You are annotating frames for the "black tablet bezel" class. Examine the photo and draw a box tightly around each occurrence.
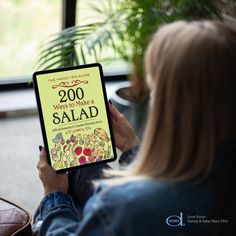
[33,63,117,173]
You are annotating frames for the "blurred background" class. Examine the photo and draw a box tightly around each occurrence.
[0,0,235,216]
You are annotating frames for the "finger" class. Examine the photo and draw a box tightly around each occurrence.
[39,147,49,165]
[108,103,124,121]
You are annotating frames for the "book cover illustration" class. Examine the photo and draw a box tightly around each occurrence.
[36,65,115,170]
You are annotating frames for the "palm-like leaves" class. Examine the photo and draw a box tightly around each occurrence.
[36,22,116,70]
[36,0,236,71]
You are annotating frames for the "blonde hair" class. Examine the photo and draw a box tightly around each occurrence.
[107,20,236,183]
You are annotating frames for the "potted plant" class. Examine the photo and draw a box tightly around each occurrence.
[36,0,236,136]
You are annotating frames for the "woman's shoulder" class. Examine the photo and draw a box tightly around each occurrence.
[96,178,168,197]
[95,177,211,196]
[89,177,217,213]
[85,179,166,209]
[90,178,180,209]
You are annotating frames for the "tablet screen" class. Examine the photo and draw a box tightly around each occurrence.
[33,63,116,172]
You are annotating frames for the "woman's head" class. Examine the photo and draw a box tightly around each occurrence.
[135,20,236,180]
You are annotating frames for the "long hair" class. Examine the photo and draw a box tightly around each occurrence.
[102,20,236,183]
[127,20,236,181]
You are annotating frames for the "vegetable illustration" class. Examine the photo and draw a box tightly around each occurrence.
[70,134,76,142]
[94,128,110,142]
[74,146,82,155]
[96,156,102,162]
[79,156,86,164]
[51,128,112,170]
[73,140,78,146]
[97,149,104,156]
[63,161,68,168]
[57,161,63,168]
[100,141,105,147]
[53,132,63,143]
[51,154,60,161]
[55,144,61,151]
[60,138,65,145]
[105,145,111,159]
[91,134,97,142]
[88,155,95,162]
[51,148,57,156]
[50,146,60,161]
[83,148,92,156]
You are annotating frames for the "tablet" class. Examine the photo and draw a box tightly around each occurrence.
[33,63,117,172]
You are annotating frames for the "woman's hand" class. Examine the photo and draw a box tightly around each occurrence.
[37,147,68,196]
[109,103,140,152]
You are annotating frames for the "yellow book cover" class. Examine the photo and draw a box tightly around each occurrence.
[33,64,116,171]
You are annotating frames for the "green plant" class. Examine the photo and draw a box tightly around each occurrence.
[37,0,236,99]
[37,1,123,70]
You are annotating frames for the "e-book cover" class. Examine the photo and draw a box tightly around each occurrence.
[34,64,116,171]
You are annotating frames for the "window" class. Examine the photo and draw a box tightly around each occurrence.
[0,0,61,80]
[0,0,127,84]
[76,0,105,25]
[76,0,129,73]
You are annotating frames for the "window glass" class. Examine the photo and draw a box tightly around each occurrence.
[76,0,129,73]
[76,0,106,25]
[0,0,61,80]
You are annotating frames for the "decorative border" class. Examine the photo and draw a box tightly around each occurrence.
[52,79,88,89]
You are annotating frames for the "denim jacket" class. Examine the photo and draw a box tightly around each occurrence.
[33,145,232,235]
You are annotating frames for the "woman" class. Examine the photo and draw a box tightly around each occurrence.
[33,20,236,235]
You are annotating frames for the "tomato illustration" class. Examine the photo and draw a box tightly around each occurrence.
[83,148,92,156]
[79,156,86,164]
[74,146,82,155]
